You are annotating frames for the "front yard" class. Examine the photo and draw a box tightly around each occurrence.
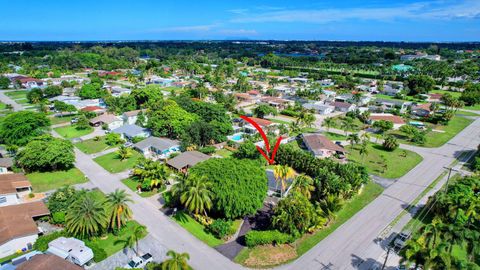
[54,125,94,139]
[235,181,384,267]
[75,136,119,154]
[346,143,423,179]
[26,168,87,192]
[121,178,161,198]
[50,115,76,125]
[93,150,142,173]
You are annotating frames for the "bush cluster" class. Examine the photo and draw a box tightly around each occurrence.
[245,230,293,247]
[207,219,234,239]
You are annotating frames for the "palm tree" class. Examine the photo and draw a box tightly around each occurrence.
[117,146,132,161]
[180,175,213,216]
[273,165,295,197]
[114,234,136,256]
[65,195,108,237]
[340,117,354,135]
[288,120,301,134]
[106,189,133,231]
[132,158,168,190]
[360,131,371,143]
[358,141,369,164]
[161,250,190,270]
[292,174,315,199]
[347,133,360,147]
[319,194,344,224]
[322,117,334,132]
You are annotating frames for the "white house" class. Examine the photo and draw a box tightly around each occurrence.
[112,124,151,141]
[302,102,334,115]
[0,174,32,207]
[47,237,93,267]
[133,136,180,160]
[122,109,147,125]
[0,201,50,258]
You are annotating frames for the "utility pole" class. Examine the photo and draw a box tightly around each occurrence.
[381,246,392,270]
[443,166,459,193]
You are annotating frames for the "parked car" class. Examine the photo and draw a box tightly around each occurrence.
[123,253,153,269]
[124,142,133,148]
[393,231,411,251]
[70,117,79,124]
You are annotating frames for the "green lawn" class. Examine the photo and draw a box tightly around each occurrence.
[390,116,473,148]
[347,143,423,179]
[75,136,118,154]
[456,110,479,116]
[331,116,364,132]
[235,181,384,266]
[216,148,233,158]
[26,168,87,192]
[85,220,147,259]
[172,211,223,247]
[430,89,462,98]
[267,118,291,125]
[121,178,158,198]
[464,104,480,111]
[323,131,347,141]
[50,115,76,125]
[4,90,27,99]
[54,125,94,139]
[93,150,142,173]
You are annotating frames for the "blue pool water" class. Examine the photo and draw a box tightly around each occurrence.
[232,134,242,141]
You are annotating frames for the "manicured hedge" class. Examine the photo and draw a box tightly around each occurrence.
[245,230,293,247]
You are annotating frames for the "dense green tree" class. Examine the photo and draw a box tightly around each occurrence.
[405,75,435,95]
[43,85,63,97]
[234,141,260,159]
[54,100,77,114]
[382,135,399,151]
[190,158,268,219]
[132,158,168,190]
[160,250,191,270]
[131,84,163,106]
[78,83,107,99]
[0,76,10,89]
[272,192,320,236]
[460,84,480,106]
[147,100,197,139]
[16,135,74,172]
[253,104,277,119]
[104,95,137,114]
[26,88,44,103]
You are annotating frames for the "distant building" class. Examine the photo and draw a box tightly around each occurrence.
[122,109,147,125]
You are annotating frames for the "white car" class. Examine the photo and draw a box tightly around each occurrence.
[123,253,153,269]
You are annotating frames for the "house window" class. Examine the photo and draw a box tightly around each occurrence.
[0,196,6,204]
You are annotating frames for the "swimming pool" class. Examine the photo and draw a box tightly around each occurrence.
[228,132,245,143]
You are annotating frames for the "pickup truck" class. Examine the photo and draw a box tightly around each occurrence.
[123,253,153,269]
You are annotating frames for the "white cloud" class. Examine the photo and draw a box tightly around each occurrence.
[230,1,480,24]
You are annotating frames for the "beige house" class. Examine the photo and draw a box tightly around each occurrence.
[0,174,32,207]
[302,133,346,159]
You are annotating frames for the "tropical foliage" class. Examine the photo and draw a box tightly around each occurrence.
[0,111,50,146]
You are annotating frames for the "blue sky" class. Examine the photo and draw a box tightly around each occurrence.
[0,0,479,41]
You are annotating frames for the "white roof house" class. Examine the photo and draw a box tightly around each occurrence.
[47,237,93,266]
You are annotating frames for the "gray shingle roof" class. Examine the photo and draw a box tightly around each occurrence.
[166,151,211,170]
[133,136,179,151]
[112,124,149,138]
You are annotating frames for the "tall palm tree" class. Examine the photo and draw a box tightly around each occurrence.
[319,194,344,224]
[341,117,354,135]
[273,165,295,197]
[360,131,371,143]
[322,117,334,132]
[161,250,190,270]
[115,225,147,256]
[180,175,213,216]
[292,174,315,199]
[65,195,108,237]
[114,234,136,256]
[106,189,133,231]
[347,133,360,147]
[358,141,369,164]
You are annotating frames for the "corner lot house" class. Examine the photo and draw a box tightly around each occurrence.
[0,174,32,206]
[369,114,406,129]
[0,201,50,257]
[167,151,211,172]
[89,113,123,130]
[112,124,151,141]
[16,254,83,270]
[134,136,180,159]
[301,133,346,158]
[47,237,93,267]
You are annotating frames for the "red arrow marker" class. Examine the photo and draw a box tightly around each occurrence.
[240,115,283,164]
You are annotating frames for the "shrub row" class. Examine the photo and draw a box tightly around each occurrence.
[245,230,293,247]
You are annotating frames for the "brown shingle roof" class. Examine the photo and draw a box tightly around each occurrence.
[17,254,83,270]
[0,201,50,245]
[247,117,273,127]
[0,173,31,194]
[89,113,121,124]
[370,114,406,124]
[302,134,346,155]
[123,109,146,117]
[166,151,211,170]
[0,157,13,168]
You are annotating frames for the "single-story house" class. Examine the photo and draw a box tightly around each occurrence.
[16,254,83,270]
[0,201,50,258]
[0,158,13,174]
[89,113,123,130]
[0,174,32,207]
[111,124,150,141]
[258,97,293,110]
[47,237,93,267]
[428,93,443,103]
[330,101,356,112]
[411,103,433,117]
[241,117,279,135]
[383,84,403,96]
[302,102,334,115]
[122,109,147,125]
[134,136,180,159]
[11,76,44,89]
[80,106,106,115]
[301,133,346,159]
[369,113,406,129]
[166,151,211,172]
[374,98,409,113]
